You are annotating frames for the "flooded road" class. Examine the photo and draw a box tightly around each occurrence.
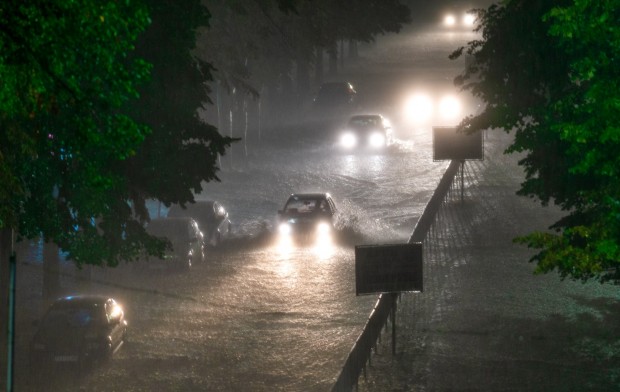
[15,23,478,391]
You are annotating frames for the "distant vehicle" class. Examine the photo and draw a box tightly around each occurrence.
[339,114,394,150]
[167,200,232,247]
[145,217,205,270]
[442,6,477,29]
[277,193,338,245]
[30,295,127,370]
[311,82,358,122]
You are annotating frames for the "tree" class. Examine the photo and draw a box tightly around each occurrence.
[124,0,235,219]
[1,1,153,265]
[451,0,620,283]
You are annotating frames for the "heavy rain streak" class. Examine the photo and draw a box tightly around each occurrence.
[15,12,480,392]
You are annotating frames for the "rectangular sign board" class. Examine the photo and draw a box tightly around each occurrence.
[355,243,423,296]
[433,126,484,161]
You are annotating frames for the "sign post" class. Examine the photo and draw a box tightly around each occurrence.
[355,243,423,354]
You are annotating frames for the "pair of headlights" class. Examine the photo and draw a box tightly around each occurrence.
[339,131,386,149]
[403,94,462,125]
[444,13,476,27]
[278,221,331,236]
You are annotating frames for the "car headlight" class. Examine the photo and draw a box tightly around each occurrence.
[278,223,292,236]
[463,13,476,26]
[404,93,433,124]
[439,95,461,121]
[368,132,385,148]
[316,222,331,234]
[444,14,456,26]
[340,132,357,149]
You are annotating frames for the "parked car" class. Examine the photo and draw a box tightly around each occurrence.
[145,217,205,270]
[167,200,232,247]
[313,81,357,108]
[30,295,127,370]
[277,193,338,245]
[338,114,394,150]
[311,82,358,125]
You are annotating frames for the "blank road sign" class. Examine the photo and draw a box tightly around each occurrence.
[355,243,423,296]
[433,126,483,161]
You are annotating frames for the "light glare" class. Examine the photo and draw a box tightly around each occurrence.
[340,132,357,149]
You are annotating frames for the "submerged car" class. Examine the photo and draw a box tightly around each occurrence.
[167,200,232,247]
[313,82,356,107]
[311,82,358,124]
[145,217,205,270]
[30,295,127,369]
[339,114,394,150]
[277,193,337,245]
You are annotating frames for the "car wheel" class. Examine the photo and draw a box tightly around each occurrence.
[102,342,113,363]
[214,232,221,246]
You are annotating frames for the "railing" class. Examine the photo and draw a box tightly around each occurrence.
[331,159,462,392]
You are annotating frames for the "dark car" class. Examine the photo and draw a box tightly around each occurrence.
[338,114,394,150]
[167,200,232,247]
[277,193,337,245]
[30,295,127,370]
[311,82,358,123]
[313,82,356,107]
[145,217,205,270]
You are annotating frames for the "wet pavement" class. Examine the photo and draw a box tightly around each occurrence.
[357,130,620,391]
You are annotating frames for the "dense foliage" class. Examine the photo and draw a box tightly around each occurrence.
[452,0,620,283]
[199,0,411,100]
[0,0,233,267]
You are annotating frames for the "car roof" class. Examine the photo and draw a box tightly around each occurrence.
[349,114,383,121]
[169,200,217,211]
[149,216,194,225]
[51,295,113,308]
[288,193,332,200]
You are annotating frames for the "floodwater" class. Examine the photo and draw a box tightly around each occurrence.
[14,23,478,391]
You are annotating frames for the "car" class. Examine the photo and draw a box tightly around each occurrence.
[145,216,205,270]
[313,81,357,107]
[338,114,394,150]
[167,200,232,247]
[311,82,358,122]
[441,4,477,29]
[30,295,127,370]
[277,193,338,245]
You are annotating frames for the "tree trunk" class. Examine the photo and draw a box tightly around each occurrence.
[348,39,358,59]
[216,81,223,169]
[0,228,13,385]
[43,241,61,299]
[328,43,338,76]
[229,89,234,169]
[243,97,248,160]
[315,48,324,87]
[296,50,311,102]
[258,89,262,143]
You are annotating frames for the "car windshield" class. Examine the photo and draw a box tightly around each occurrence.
[284,197,329,214]
[42,306,104,331]
[317,83,353,98]
[349,116,381,127]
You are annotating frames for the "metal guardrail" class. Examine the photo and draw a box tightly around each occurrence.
[331,160,462,392]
